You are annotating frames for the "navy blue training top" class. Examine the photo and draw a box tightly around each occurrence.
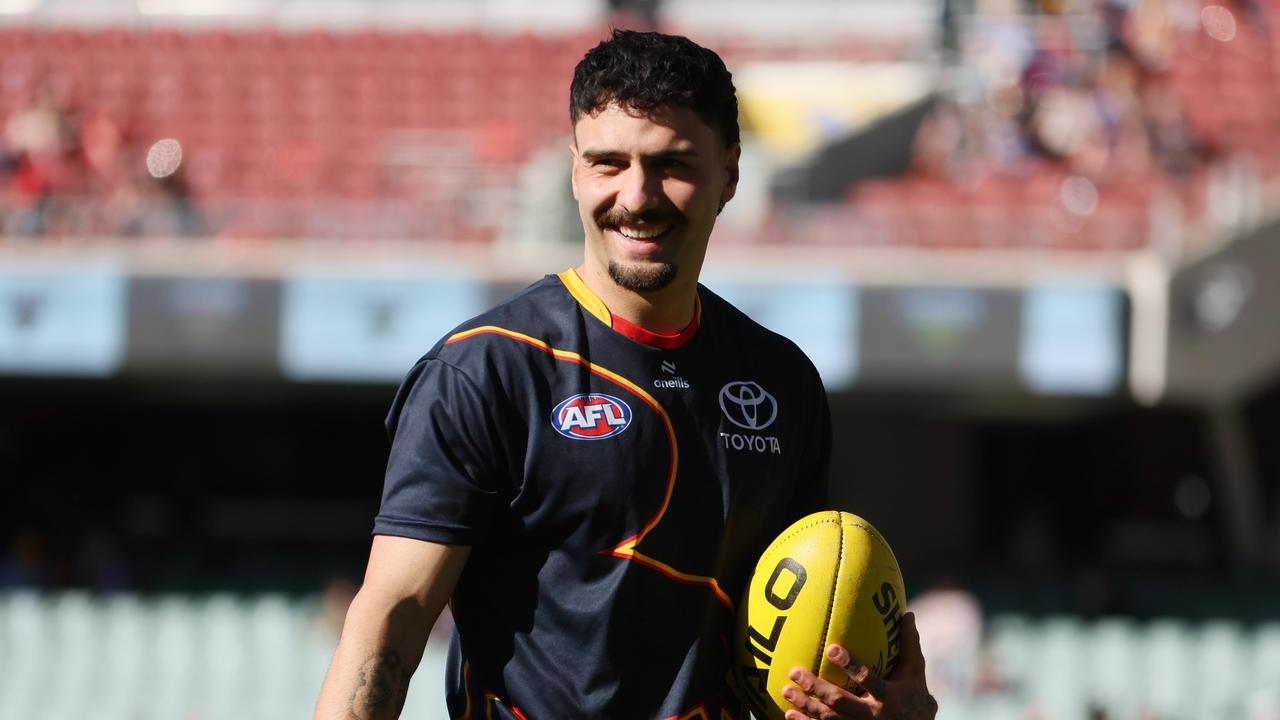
[374,270,832,720]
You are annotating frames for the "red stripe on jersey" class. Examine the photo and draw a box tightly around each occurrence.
[610,310,699,350]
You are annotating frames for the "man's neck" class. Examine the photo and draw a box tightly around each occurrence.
[574,263,697,334]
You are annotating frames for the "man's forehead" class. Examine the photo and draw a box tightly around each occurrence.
[572,102,719,149]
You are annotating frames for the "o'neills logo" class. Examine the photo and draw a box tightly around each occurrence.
[655,360,690,390]
[551,394,632,440]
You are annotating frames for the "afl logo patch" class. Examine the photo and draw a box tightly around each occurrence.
[552,393,633,440]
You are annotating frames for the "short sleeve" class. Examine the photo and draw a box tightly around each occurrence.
[373,356,511,545]
[790,363,832,519]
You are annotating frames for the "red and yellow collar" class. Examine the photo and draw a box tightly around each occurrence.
[558,268,700,350]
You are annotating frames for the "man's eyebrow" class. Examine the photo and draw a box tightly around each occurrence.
[579,148,700,162]
[579,149,621,162]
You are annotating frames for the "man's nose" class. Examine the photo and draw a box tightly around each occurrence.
[616,164,662,215]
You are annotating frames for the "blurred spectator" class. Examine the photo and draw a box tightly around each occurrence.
[1021,19,1075,99]
[1142,80,1205,176]
[2,77,85,237]
[317,577,358,640]
[911,582,983,702]
[1027,85,1102,170]
[1119,0,1185,71]
[908,3,1210,195]
[1,75,206,240]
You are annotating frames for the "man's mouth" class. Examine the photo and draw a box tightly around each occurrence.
[614,223,672,240]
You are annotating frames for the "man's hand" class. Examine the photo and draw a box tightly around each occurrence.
[781,612,937,720]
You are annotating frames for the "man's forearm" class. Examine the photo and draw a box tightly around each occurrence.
[314,593,432,720]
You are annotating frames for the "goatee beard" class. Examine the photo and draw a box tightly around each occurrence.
[608,260,677,292]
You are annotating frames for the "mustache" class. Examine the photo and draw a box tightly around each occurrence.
[596,206,685,228]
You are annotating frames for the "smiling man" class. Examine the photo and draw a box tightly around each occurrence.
[315,30,935,720]
[571,100,734,329]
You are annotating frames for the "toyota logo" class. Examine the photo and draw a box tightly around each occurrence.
[718,381,778,431]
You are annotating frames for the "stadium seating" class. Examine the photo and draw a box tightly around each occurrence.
[0,27,586,240]
[0,589,449,719]
[3,0,1278,249]
[0,26,918,242]
[0,26,895,199]
[834,0,1280,253]
[2,591,1278,720]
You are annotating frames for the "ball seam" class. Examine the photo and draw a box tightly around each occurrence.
[814,514,844,676]
[846,517,901,573]
[759,514,841,563]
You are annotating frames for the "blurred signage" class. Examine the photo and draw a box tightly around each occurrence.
[0,263,127,377]
[703,276,859,389]
[1166,222,1280,400]
[854,284,1125,395]
[736,62,931,159]
[0,257,1130,395]
[280,266,486,382]
[1018,284,1125,396]
[127,277,280,375]
[857,286,1020,387]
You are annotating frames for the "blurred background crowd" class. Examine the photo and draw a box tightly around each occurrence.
[0,0,1270,246]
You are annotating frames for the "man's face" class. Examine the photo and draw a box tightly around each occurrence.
[571,102,739,294]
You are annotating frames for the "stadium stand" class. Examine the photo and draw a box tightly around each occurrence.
[0,589,447,720]
[5,0,1269,252]
[833,0,1280,255]
[2,590,1279,720]
[0,24,920,241]
[0,27,592,239]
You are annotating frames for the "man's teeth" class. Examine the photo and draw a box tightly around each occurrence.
[617,225,670,239]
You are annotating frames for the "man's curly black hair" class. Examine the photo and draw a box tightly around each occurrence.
[570,29,740,147]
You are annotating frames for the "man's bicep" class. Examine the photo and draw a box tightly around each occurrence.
[315,537,469,719]
[362,534,470,617]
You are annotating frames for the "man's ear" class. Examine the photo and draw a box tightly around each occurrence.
[569,142,580,201]
[720,143,742,206]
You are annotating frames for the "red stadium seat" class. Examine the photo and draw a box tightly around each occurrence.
[0,22,1253,245]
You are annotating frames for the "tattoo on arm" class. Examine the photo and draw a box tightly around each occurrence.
[346,650,410,719]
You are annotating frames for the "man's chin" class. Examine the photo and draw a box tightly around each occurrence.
[607,259,678,292]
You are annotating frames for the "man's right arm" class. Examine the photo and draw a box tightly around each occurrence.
[314,534,470,720]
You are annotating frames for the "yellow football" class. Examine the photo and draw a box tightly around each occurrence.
[734,511,906,720]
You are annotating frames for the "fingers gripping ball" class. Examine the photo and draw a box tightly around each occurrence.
[734,511,906,720]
